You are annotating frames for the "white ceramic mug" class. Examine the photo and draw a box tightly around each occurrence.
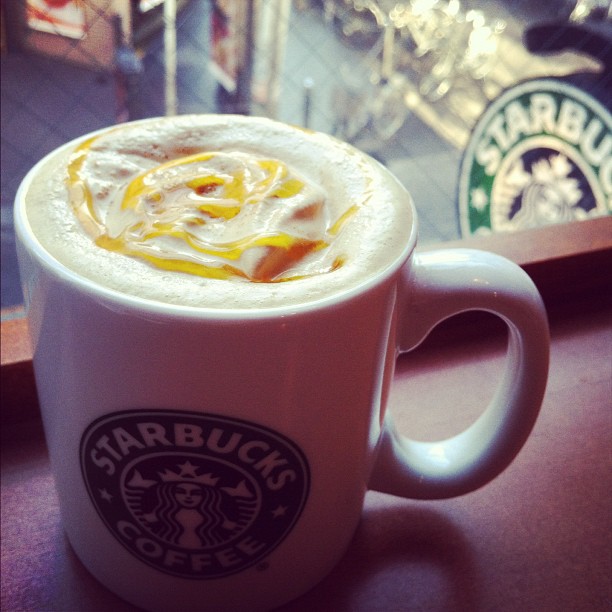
[15,122,549,612]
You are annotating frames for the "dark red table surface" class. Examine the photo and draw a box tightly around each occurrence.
[2,307,611,611]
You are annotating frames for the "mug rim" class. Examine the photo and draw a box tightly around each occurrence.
[14,118,418,321]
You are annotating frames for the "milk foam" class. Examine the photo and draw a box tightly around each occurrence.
[24,115,414,309]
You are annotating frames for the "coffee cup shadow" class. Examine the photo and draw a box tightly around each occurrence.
[282,495,479,611]
[59,495,477,612]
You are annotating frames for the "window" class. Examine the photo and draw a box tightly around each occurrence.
[1,0,610,318]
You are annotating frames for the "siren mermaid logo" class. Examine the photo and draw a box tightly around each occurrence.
[80,410,310,578]
[123,457,259,550]
[459,79,611,235]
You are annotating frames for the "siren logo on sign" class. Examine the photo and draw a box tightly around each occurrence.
[459,79,611,235]
[80,410,310,579]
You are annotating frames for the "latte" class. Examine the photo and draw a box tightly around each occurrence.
[22,115,414,309]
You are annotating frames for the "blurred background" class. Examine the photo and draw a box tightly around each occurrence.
[1,0,610,315]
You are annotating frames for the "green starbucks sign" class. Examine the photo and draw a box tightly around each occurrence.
[458,78,611,235]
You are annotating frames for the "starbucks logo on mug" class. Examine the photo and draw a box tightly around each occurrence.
[80,410,310,578]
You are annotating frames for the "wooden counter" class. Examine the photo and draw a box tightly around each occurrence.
[2,219,611,611]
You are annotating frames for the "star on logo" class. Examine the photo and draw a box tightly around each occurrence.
[177,461,200,478]
[470,187,489,212]
[271,505,287,518]
[99,488,113,502]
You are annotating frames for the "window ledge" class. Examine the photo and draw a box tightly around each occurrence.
[2,216,611,425]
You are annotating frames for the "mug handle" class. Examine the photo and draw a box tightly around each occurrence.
[368,249,550,499]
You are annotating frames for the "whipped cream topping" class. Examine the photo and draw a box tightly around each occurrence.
[68,141,350,282]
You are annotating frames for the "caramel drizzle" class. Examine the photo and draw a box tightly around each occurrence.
[67,136,356,282]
